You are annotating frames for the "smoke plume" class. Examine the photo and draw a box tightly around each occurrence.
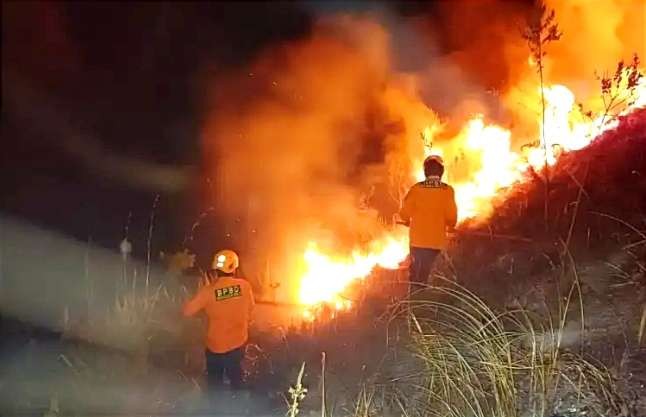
[201,1,645,301]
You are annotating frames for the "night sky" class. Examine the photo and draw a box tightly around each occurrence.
[2,1,318,258]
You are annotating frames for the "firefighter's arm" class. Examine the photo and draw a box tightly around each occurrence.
[182,287,208,317]
[445,186,458,230]
[398,188,415,226]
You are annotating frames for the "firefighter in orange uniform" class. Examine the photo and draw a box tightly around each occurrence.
[399,155,458,292]
[183,249,254,390]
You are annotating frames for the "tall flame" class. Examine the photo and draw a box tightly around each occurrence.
[298,78,645,310]
[200,2,646,315]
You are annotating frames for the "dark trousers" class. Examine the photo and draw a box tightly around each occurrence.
[206,346,244,390]
[409,246,440,292]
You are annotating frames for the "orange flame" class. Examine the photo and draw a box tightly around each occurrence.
[299,231,408,306]
[199,3,646,316]
[298,77,645,310]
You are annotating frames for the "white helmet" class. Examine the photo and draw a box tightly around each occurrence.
[212,249,239,274]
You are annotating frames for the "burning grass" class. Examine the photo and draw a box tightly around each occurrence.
[4,1,646,415]
[4,108,644,416]
[267,110,646,417]
[201,0,645,313]
[6,15,646,417]
[372,111,646,417]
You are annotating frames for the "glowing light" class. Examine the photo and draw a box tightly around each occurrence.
[298,230,408,306]
[302,309,314,322]
[443,116,528,220]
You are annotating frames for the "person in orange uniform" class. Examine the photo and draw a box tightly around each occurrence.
[183,249,254,390]
[399,155,458,292]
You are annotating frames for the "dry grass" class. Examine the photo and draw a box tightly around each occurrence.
[277,272,628,417]
[639,304,646,347]
[382,279,628,417]
[351,385,378,417]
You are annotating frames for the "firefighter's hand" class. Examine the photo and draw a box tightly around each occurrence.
[393,213,409,227]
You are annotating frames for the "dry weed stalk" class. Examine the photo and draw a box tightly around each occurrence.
[287,362,308,417]
[321,352,328,417]
[146,194,160,297]
[593,54,644,127]
[523,1,562,230]
[638,304,646,347]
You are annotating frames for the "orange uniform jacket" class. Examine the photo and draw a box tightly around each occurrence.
[399,179,458,250]
[183,276,255,354]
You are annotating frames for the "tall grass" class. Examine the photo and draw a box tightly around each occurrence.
[390,279,627,417]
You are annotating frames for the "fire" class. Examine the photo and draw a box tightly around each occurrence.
[436,117,528,220]
[527,85,607,168]
[200,2,645,316]
[299,231,409,306]
[298,78,645,311]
